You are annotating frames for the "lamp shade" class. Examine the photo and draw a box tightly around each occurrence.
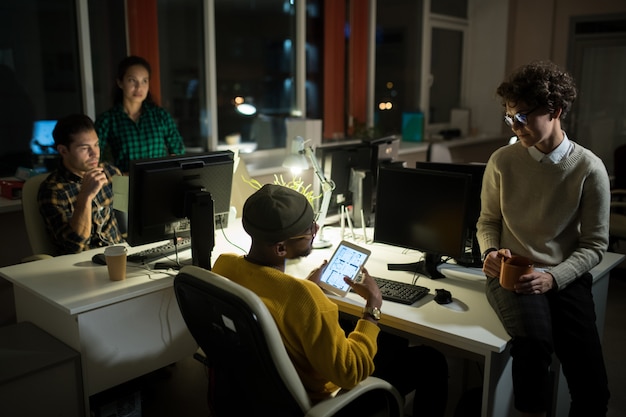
[283,136,309,173]
[283,154,309,172]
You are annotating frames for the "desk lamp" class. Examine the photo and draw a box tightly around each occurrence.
[284,136,335,249]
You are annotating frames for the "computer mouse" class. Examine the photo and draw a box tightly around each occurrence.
[91,253,107,265]
[434,288,452,305]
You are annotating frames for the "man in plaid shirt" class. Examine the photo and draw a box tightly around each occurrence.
[38,114,124,255]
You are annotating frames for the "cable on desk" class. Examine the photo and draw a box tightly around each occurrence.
[159,289,175,346]
[217,216,248,254]
[128,263,177,279]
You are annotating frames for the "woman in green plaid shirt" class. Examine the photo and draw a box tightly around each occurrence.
[95,56,185,173]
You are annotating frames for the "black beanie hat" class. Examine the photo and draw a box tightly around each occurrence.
[243,184,314,243]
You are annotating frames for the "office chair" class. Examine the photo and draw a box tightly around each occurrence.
[21,173,55,261]
[173,265,403,417]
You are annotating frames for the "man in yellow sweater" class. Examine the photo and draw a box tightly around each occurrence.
[213,184,448,417]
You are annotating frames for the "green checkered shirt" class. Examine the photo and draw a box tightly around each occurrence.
[95,102,185,172]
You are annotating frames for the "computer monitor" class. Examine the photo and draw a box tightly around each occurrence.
[127,151,234,269]
[415,161,486,267]
[315,140,372,222]
[373,165,472,279]
[30,120,58,156]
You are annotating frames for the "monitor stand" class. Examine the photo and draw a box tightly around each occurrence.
[387,253,445,279]
[186,190,215,270]
[454,233,483,268]
[151,190,215,271]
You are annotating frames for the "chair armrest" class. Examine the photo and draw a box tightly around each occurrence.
[21,254,53,263]
[305,376,404,417]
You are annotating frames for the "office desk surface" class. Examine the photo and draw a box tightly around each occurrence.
[284,233,509,355]
[0,196,21,214]
[0,242,196,401]
[213,223,623,356]
[2,224,621,355]
[0,245,176,315]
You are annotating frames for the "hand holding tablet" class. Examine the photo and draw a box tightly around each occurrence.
[318,241,371,296]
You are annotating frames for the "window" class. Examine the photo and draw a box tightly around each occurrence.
[157,0,206,151]
[1,0,478,176]
[89,0,126,117]
[428,22,465,125]
[0,0,82,175]
[213,0,322,152]
[374,0,424,136]
[374,0,468,138]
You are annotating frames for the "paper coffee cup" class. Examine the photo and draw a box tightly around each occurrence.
[499,255,533,291]
[225,133,241,145]
[104,245,128,281]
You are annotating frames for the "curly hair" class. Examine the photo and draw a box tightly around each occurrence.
[496,61,577,119]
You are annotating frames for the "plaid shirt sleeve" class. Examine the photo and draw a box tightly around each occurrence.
[37,164,124,255]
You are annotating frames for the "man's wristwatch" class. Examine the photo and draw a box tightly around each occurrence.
[363,306,382,321]
[481,248,498,262]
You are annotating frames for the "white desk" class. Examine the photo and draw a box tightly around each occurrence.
[0,196,21,214]
[1,221,622,417]
[0,246,197,415]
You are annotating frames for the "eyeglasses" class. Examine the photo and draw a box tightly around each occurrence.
[503,106,539,127]
[289,222,318,240]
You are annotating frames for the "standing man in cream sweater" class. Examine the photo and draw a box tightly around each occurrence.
[478,61,610,417]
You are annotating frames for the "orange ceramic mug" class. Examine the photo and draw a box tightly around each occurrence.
[499,255,533,291]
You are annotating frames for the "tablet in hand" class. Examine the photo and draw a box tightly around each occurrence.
[318,240,371,296]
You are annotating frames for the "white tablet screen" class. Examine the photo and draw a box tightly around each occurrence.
[318,241,371,296]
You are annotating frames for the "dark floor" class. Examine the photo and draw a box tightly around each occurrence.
[91,269,626,417]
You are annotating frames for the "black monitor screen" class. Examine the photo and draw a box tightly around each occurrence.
[127,151,234,268]
[374,166,472,279]
[415,161,486,267]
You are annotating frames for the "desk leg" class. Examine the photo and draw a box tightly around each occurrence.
[482,346,514,417]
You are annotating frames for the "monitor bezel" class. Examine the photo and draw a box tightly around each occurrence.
[126,151,234,269]
[373,165,472,279]
[414,161,486,267]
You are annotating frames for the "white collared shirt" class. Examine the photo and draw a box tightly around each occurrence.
[528,132,573,164]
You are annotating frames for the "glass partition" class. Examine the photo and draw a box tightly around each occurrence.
[0,0,82,175]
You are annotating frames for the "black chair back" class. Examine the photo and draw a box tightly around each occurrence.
[174,268,305,417]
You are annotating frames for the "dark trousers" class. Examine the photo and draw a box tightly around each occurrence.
[340,318,449,417]
[486,273,609,416]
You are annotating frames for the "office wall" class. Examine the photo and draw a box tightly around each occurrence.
[507,0,626,71]
[467,0,509,137]
[475,0,626,140]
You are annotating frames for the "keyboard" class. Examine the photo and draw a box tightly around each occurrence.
[127,238,192,264]
[372,276,430,305]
